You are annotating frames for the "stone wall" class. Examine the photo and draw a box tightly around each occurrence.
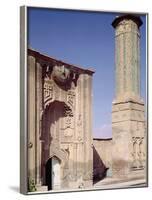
[93,138,112,181]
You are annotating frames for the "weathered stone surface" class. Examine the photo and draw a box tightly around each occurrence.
[28,55,36,182]
[27,14,146,192]
[112,15,146,179]
[27,49,94,191]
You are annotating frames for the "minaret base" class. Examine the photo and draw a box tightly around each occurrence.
[112,100,146,178]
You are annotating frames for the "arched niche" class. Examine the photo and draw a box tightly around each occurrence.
[40,100,71,187]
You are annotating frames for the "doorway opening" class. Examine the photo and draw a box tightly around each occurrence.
[45,156,61,190]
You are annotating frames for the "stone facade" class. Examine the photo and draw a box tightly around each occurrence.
[27,49,94,191]
[26,14,146,193]
[111,15,146,178]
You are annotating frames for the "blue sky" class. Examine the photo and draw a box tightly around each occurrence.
[28,7,146,138]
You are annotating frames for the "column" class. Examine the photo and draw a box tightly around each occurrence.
[36,62,43,185]
[28,55,36,184]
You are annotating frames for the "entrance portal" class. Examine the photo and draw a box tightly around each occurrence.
[45,157,61,190]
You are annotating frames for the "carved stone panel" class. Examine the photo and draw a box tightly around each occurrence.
[67,90,75,109]
[43,77,54,107]
[131,137,145,169]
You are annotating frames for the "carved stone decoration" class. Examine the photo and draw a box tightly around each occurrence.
[51,65,80,90]
[132,137,138,168]
[64,104,73,117]
[67,90,75,109]
[65,116,72,128]
[27,48,94,191]
[62,115,74,137]
[138,137,144,167]
[52,65,71,85]
[77,114,83,142]
[43,76,53,106]
[28,142,33,148]
[61,146,70,158]
[132,137,144,169]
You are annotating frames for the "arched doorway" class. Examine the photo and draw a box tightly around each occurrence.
[45,156,61,190]
[41,100,71,190]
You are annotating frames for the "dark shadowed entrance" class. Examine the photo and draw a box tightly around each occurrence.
[45,156,61,190]
[45,158,52,190]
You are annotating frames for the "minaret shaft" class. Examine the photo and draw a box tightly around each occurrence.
[113,16,142,103]
[116,21,140,96]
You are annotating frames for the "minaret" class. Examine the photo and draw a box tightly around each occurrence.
[111,15,146,178]
[112,15,143,103]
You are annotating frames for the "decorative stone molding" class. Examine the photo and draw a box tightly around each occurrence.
[43,76,54,107]
[49,147,69,167]
[67,90,75,109]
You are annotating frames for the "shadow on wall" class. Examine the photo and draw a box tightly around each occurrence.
[93,146,108,184]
